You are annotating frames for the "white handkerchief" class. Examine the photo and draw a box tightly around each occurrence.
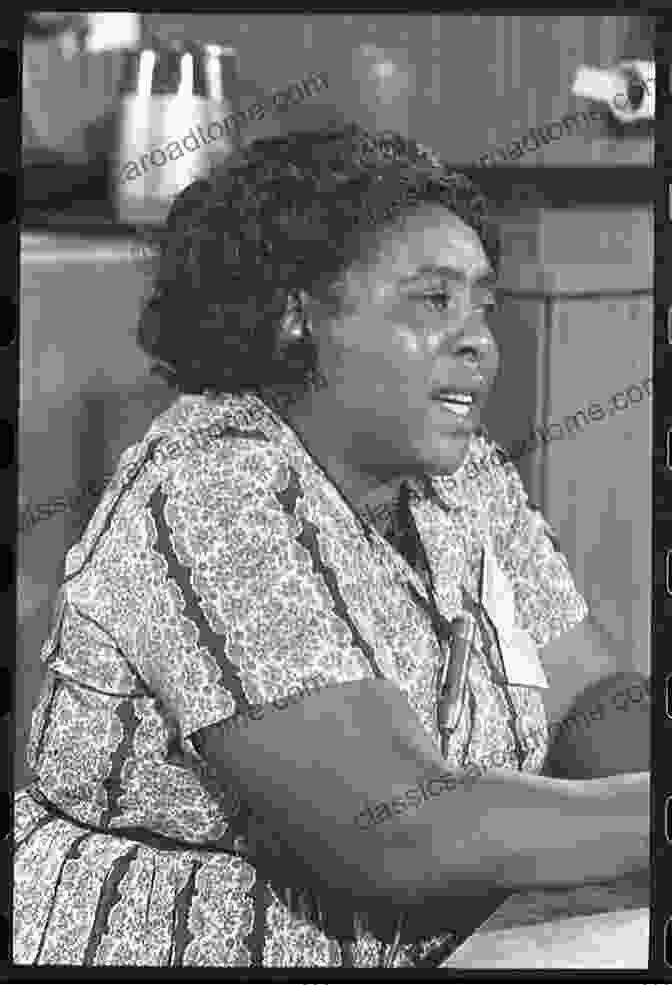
[482,546,517,644]
[500,626,549,689]
[482,547,548,689]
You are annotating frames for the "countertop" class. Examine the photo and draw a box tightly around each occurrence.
[22,204,151,240]
[443,873,650,969]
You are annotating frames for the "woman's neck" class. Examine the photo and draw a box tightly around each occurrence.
[353,478,406,536]
[274,392,408,520]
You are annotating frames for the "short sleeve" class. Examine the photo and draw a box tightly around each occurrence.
[485,451,588,650]
[27,604,154,827]
[135,439,371,740]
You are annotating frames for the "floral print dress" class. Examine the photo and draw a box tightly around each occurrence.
[13,391,587,967]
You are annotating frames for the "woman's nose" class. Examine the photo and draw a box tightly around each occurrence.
[451,314,499,378]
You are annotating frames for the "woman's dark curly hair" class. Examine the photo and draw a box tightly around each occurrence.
[136,122,500,404]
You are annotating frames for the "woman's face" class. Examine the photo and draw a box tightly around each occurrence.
[308,203,500,480]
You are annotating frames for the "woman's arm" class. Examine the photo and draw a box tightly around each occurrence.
[192,677,649,911]
[142,439,647,911]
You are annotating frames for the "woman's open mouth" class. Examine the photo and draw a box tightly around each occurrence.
[433,392,474,417]
[429,387,481,431]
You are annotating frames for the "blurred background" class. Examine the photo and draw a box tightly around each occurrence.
[19,12,654,786]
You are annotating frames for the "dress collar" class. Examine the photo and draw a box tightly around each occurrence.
[226,389,492,517]
[207,390,495,602]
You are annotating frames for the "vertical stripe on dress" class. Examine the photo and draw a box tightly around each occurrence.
[63,437,166,586]
[99,698,142,827]
[272,462,303,515]
[461,685,477,767]
[148,486,251,710]
[275,463,384,680]
[248,879,270,967]
[170,859,203,967]
[81,843,140,965]
[463,588,525,769]
[34,832,91,963]
[295,514,384,680]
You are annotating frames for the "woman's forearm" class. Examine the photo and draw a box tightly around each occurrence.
[380,768,649,905]
[193,681,648,907]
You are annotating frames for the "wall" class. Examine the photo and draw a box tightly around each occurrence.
[18,236,174,787]
[494,205,653,707]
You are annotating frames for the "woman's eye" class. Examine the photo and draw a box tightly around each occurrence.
[421,291,453,313]
[418,293,499,315]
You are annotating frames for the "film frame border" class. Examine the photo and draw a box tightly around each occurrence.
[1,23,19,973]
[654,20,671,974]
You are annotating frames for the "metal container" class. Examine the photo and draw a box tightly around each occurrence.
[113,39,238,225]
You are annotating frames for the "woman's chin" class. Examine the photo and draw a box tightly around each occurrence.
[420,433,472,477]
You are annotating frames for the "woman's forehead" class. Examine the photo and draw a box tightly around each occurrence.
[354,205,494,287]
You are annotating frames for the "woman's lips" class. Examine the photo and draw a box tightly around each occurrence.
[427,377,489,435]
[436,399,471,418]
[430,394,481,433]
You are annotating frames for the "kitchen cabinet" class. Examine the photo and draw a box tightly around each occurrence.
[141,13,651,167]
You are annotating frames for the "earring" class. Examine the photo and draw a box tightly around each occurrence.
[279,289,311,345]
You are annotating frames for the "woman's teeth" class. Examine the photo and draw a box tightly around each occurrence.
[443,402,471,417]
[436,394,474,417]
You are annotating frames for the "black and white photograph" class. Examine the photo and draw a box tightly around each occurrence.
[13,10,656,970]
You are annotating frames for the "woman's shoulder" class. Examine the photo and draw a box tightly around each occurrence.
[65,394,288,575]
[143,390,288,479]
[146,390,276,443]
[111,394,297,529]
[63,394,296,579]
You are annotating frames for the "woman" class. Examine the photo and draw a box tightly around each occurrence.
[13,124,649,967]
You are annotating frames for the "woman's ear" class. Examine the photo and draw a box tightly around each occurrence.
[278,290,312,346]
